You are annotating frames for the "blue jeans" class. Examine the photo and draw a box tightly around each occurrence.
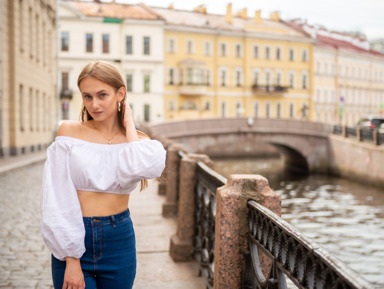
[51,209,136,289]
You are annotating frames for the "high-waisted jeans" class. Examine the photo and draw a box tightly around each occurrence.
[51,209,136,289]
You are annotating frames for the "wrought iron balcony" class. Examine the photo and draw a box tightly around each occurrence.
[60,88,73,99]
[251,84,289,95]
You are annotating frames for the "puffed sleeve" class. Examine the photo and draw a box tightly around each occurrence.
[40,140,85,261]
[117,139,166,189]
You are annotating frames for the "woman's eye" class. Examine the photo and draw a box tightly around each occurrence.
[100,93,106,98]
[84,95,92,99]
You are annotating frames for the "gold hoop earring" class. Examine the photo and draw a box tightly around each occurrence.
[118,102,121,112]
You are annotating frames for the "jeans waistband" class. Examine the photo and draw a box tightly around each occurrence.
[83,209,130,226]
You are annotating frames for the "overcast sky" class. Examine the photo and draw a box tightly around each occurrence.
[112,0,384,40]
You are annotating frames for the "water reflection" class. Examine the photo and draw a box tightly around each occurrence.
[213,157,384,288]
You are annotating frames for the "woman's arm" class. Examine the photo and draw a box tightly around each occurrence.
[123,101,139,142]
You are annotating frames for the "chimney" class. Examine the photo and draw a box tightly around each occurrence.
[193,4,207,14]
[236,8,248,20]
[269,11,280,21]
[254,10,261,24]
[225,3,233,24]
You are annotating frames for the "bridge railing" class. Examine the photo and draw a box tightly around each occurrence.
[244,200,374,289]
[160,143,374,289]
[332,125,383,145]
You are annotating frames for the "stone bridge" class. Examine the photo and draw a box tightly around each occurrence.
[145,118,384,185]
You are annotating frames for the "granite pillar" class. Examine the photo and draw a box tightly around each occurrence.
[213,174,281,289]
[162,143,184,217]
[170,153,213,261]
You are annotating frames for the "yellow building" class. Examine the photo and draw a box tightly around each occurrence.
[153,4,314,120]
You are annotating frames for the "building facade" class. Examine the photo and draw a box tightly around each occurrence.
[58,1,165,123]
[290,20,384,126]
[152,4,314,121]
[0,0,57,157]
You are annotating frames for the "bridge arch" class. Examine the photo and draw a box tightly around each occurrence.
[147,118,332,173]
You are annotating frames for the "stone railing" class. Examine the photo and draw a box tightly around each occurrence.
[155,140,375,289]
[333,125,383,145]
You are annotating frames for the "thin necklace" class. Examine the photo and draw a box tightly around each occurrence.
[93,124,120,144]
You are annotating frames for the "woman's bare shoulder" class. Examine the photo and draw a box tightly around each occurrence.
[57,121,83,137]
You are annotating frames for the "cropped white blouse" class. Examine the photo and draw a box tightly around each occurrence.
[40,136,166,261]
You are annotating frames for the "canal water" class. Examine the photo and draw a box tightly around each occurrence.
[212,157,384,288]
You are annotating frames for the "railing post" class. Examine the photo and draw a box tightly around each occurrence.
[342,125,348,138]
[162,143,184,217]
[213,174,281,289]
[170,153,213,261]
[356,126,362,142]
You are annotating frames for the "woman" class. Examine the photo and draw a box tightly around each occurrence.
[40,61,166,289]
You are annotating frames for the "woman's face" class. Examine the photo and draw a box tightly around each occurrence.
[79,77,124,122]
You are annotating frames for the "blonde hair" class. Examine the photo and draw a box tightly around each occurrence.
[78,61,148,190]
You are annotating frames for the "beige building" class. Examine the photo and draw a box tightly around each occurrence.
[0,0,57,157]
[290,20,384,126]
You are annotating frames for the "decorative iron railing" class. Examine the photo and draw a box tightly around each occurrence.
[243,200,374,289]
[333,125,342,135]
[332,125,383,145]
[346,127,357,138]
[194,161,227,289]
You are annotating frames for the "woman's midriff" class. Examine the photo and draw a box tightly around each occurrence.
[77,190,130,217]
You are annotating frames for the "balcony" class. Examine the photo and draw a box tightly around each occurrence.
[179,83,208,96]
[251,84,289,96]
[60,88,73,99]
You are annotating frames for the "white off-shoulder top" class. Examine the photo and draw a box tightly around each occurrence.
[40,136,166,261]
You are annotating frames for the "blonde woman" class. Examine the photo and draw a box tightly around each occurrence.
[40,61,166,289]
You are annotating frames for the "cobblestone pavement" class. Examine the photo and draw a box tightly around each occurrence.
[0,162,53,289]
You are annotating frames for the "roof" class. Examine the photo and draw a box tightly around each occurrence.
[150,7,310,39]
[69,1,161,20]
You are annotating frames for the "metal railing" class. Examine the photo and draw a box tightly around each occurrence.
[243,200,374,289]
[194,161,227,289]
[332,125,383,145]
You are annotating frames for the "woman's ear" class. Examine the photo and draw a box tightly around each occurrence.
[118,86,126,102]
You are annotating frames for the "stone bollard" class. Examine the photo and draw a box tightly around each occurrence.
[162,143,184,217]
[213,174,281,289]
[158,140,174,196]
[373,128,379,145]
[170,153,214,261]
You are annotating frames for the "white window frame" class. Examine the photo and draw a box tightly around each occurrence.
[253,45,259,58]
[234,67,243,87]
[301,71,309,89]
[234,43,243,58]
[167,37,177,53]
[186,39,195,54]
[253,101,260,117]
[203,40,212,56]
[219,42,228,57]
[289,71,295,89]
[219,66,229,87]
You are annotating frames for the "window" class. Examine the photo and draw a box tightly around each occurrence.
[275,71,282,86]
[19,0,24,52]
[301,49,308,62]
[276,102,282,118]
[143,75,150,92]
[29,8,33,58]
[289,48,295,61]
[265,46,270,59]
[86,33,93,52]
[203,41,212,56]
[102,34,109,53]
[235,44,242,58]
[289,72,295,88]
[253,102,260,117]
[29,88,33,131]
[316,61,321,73]
[167,38,176,53]
[289,103,295,118]
[317,89,321,103]
[187,68,192,85]
[219,67,228,87]
[204,101,211,111]
[168,68,175,85]
[301,72,308,89]
[235,101,243,117]
[61,72,69,92]
[234,68,243,87]
[19,85,24,131]
[276,47,281,60]
[265,102,271,118]
[253,70,260,86]
[168,100,176,111]
[143,37,150,55]
[186,39,195,54]
[265,71,271,86]
[253,45,259,58]
[220,42,227,57]
[220,101,227,117]
[126,36,133,54]
[126,74,133,92]
[144,104,150,122]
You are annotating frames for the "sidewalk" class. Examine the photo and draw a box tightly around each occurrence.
[0,151,206,288]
